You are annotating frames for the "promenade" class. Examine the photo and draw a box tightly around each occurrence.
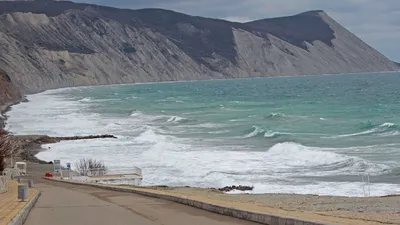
[23,163,258,225]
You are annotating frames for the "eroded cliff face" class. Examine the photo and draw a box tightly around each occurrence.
[0,69,20,107]
[0,1,398,94]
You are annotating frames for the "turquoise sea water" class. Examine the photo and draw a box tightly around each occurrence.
[7,72,400,196]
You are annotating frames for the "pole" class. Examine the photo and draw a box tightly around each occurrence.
[368,174,370,197]
[362,175,365,197]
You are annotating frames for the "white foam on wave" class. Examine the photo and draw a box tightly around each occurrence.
[167,116,188,123]
[130,111,167,122]
[266,142,390,176]
[245,126,264,138]
[135,129,167,143]
[330,129,378,138]
[244,126,282,138]
[32,124,398,196]
[190,123,221,128]
[78,97,92,102]
[327,122,398,139]
[264,131,280,138]
[35,139,399,196]
[381,122,396,128]
[6,92,100,136]
[377,131,400,137]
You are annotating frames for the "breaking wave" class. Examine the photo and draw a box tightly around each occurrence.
[244,126,283,139]
[264,131,282,138]
[266,142,391,176]
[244,126,265,138]
[78,97,92,102]
[167,116,190,124]
[265,112,286,119]
[328,122,399,138]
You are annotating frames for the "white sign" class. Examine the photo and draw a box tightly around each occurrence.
[54,160,61,173]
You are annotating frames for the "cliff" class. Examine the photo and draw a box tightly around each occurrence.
[0,69,20,108]
[0,68,20,129]
[0,1,398,94]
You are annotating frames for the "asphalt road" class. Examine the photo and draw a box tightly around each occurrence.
[24,163,259,225]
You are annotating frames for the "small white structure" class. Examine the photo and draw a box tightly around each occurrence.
[14,162,27,176]
[63,167,143,186]
[2,161,27,178]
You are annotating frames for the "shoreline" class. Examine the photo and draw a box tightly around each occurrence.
[0,101,20,130]
[0,98,51,164]
[3,98,400,224]
[3,90,400,198]
[0,96,28,130]
[1,98,118,164]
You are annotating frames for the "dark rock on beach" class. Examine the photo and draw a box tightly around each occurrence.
[3,134,118,164]
[218,185,254,192]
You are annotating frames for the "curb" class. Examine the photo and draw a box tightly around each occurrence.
[45,178,333,225]
[7,191,41,225]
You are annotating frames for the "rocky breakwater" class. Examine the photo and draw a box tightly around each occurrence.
[7,134,117,164]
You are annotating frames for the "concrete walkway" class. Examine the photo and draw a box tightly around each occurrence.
[0,180,38,225]
[24,178,259,225]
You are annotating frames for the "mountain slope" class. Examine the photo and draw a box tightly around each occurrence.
[0,68,21,125]
[0,0,398,94]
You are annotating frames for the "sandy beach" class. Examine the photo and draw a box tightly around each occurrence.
[22,160,400,225]
[137,186,400,224]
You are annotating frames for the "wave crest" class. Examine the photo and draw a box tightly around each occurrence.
[167,116,190,124]
[265,112,286,119]
[266,142,390,175]
[328,122,399,138]
[245,126,265,138]
[244,126,283,139]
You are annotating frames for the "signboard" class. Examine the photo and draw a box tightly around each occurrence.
[66,163,71,170]
[54,160,61,173]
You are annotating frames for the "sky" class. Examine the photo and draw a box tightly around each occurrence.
[79,0,400,62]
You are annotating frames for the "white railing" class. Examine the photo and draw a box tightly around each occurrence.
[105,167,142,176]
[64,166,142,178]
[2,168,21,178]
[60,166,143,186]
[361,174,371,197]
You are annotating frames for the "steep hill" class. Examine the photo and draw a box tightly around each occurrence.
[0,0,398,94]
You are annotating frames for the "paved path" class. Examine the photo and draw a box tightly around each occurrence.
[0,180,38,225]
[24,178,259,225]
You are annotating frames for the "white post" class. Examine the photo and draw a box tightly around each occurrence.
[362,175,366,197]
[368,174,370,197]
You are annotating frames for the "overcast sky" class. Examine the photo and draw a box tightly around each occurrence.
[79,0,400,62]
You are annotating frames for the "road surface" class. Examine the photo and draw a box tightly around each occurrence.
[24,163,259,225]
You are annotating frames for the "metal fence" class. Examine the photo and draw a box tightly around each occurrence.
[361,174,371,197]
[62,166,142,178]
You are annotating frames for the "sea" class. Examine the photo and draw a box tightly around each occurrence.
[6,72,400,197]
